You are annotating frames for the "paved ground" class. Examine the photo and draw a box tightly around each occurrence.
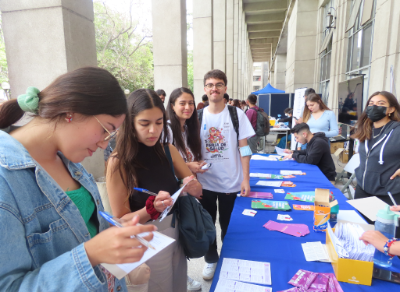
[187,135,354,291]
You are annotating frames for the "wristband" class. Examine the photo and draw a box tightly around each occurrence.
[383,238,399,257]
[239,145,252,157]
[145,196,160,220]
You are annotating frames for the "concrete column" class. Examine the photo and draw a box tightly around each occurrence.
[369,0,400,95]
[193,0,213,104]
[285,0,318,92]
[237,1,243,100]
[274,54,287,91]
[233,0,239,99]
[0,0,105,179]
[153,0,187,102]
[213,0,226,71]
[226,0,234,96]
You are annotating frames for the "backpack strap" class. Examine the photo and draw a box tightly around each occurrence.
[227,105,239,142]
[197,109,204,126]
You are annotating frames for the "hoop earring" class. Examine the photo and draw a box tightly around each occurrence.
[66,115,73,123]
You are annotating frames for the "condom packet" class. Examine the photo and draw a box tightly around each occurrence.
[288,269,317,290]
[320,273,344,292]
[309,273,329,291]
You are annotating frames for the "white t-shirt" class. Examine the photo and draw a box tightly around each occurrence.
[197,105,255,193]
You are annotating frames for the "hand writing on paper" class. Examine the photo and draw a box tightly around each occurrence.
[284,154,293,160]
[183,175,203,199]
[84,215,156,267]
[283,149,293,154]
[240,179,251,197]
[390,169,400,180]
[187,161,208,174]
[154,191,173,212]
[359,230,388,253]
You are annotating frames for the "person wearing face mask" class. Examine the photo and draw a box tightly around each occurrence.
[352,91,400,223]
[106,89,203,292]
[296,93,339,150]
[283,123,336,182]
[0,67,157,291]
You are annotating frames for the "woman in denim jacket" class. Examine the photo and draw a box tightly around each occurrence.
[0,67,156,291]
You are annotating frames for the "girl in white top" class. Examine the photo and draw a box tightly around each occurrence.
[166,87,207,173]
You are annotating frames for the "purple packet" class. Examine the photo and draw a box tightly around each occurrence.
[277,288,299,292]
[320,273,344,292]
[310,274,329,291]
[288,269,317,289]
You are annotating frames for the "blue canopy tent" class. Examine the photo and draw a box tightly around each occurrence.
[252,83,285,94]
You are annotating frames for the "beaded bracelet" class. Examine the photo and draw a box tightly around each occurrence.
[383,238,399,257]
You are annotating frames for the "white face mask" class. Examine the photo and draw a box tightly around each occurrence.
[285,114,288,117]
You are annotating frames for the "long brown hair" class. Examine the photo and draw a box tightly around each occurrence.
[0,67,127,128]
[352,91,400,142]
[302,93,330,123]
[166,87,202,161]
[111,89,168,198]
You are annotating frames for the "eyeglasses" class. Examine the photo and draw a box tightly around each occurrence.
[204,83,225,89]
[93,116,117,141]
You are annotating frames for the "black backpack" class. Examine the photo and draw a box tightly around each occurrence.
[198,105,240,143]
[247,107,270,137]
[163,146,216,259]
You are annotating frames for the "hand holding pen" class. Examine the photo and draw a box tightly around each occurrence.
[84,214,157,267]
[134,188,173,212]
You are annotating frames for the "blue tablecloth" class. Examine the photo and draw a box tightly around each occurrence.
[210,156,400,291]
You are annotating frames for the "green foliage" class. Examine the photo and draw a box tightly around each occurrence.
[187,50,193,92]
[94,1,154,91]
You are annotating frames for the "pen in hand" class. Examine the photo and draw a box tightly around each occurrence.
[388,192,398,207]
[134,187,158,196]
[99,211,155,250]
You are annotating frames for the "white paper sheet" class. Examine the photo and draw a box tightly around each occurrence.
[280,170,304,175]
[275,147,286,156]
[256,181,283,187]
[337,210,367,224]
[220,258,272,286]
[215,279,272,292]
[251,155,278,161]
[301,241,330,262]
[101,231,175,280]
[274,189,285,193]
[347,196,400,221]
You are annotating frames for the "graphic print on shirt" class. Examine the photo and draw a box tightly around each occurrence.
[204,123,230,160]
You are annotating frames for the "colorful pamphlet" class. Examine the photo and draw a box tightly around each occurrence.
[251,200,291,211]
[239,191,273,199]
[263,220,310,237]
[242,209,257,217]
[277,214,293,221]
[293,204,314,211]
[285,191,316,203]
[281,181,296,187]
[250,173,284,179]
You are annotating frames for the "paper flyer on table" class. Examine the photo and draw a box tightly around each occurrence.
[219,258,272,285]
[256,181,283,187]
[101,231,175,280]
[215,279,272,292]
[280,170,305,175]
[301,241,331,262]
[275,146,286,156]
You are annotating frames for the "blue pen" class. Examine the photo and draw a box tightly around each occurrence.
[99,211,155,250]
[134,187,158,196]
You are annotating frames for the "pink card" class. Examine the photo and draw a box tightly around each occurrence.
[263,220,310,237]
[246,192,274,199]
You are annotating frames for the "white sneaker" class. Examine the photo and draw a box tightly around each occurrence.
[187,276,201,291]
[202,263,217,280]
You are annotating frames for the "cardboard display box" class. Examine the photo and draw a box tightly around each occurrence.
[313,188,338,232]
[331,142,344,154]
[339,150,349,163]
[325,221,374,286]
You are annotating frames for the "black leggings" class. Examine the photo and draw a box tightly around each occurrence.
[355,185,400,238]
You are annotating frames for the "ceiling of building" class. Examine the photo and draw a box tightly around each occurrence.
[243,0,291,63]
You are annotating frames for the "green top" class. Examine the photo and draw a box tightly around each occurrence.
[66,186,98,238]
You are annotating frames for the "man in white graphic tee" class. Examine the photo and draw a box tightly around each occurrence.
[197,70,255,280]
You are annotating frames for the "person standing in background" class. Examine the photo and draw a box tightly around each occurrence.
[232,99,241,109]
[197,94,209,110]
[156,89,166,103]
[245,94,261,153]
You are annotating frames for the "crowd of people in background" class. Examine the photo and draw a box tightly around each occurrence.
[1,67,400,292]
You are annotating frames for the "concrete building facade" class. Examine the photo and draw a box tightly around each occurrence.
[268,0,400,114]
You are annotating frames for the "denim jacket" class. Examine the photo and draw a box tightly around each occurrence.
[0,131,127,292]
